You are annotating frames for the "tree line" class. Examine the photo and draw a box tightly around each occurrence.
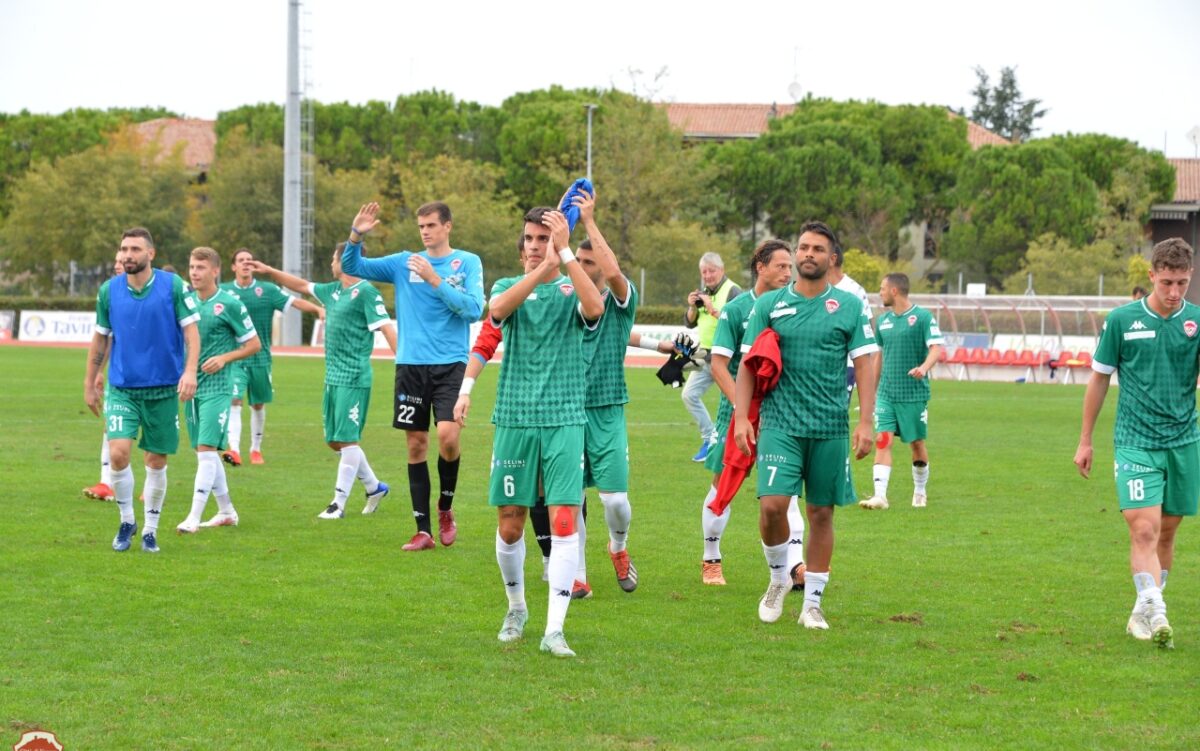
[0,84,1175,299]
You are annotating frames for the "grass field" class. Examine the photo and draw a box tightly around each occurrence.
[2,345,1197,750]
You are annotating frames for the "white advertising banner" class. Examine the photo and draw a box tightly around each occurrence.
[19,310,99,343]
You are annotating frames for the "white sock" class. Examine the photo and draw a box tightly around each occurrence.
[212,458,235,515]
[547,532,579,635]
[786,496,806,573]
[804,571,830,611]
[873,464,891,498]
[1161,569,1169,590]
[495,530,526,610]
[112,465,135,524]
[227,404,243,454]
[355,447,380,493]
[144,465,167,535]
[333,447,359,507]
[763,540,789,584]
[250,406,266,452]
[100,435,111,485]
[188,453,217,525]
[702,496,730,562]
[1133,571,1164,606]
[912,462,929,494]
[575,502,588,583]
[599,491,631,553]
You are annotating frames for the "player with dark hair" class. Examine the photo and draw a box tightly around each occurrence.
[342,201,484,551]
[733,220,878,630]
[860,273,944,510]
[488,206,604,657]
[84,227,200,553]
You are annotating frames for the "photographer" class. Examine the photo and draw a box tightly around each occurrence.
[681,252,741,462]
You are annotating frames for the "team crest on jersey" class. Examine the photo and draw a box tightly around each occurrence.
[351,288,360,299]
[907,314,917,326]
[825,298,840,314]
[450,258,462,271]
[559,284,574,296]
[213,303,224,316]
[1185,320,1197,338]
[255,286,264,297]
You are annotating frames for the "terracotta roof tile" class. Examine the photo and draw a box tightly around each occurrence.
[660,102,1009,150]
[1167,158,1200,203]
[130,118,216,170]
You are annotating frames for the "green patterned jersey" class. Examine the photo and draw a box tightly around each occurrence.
[193,288,257,397]
[311,281,391,388]
[710,289,759,433]
[491,274,596,427]
[876,305,944,402]
[742,283,878,438]
[1092,298,1200,449]
[220,279,294,368]
[584,280,638,408]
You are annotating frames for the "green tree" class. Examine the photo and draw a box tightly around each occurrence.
[495,86,592,209]
[968,66,1046,143]
[193,128,285,266]
[843,248,885,292]
[1002,233,1127,295]
[1127,253,1151,293]
[0,106,176,217]
[0,131,190,293]
[943,141,1100,287]
[629,219,741,306]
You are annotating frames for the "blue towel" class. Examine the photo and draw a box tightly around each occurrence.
[558,177,594,233]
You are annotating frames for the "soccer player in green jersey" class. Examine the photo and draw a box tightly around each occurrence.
[176,247,261,533]
[1075,238,1200,650]
[701,239,797,586]
[571,187,642,595]
[489,207,604,658]
[733,221,878,630]
[85,228,200,553]
[221,248,324,467]
[248,248,397,520]
[860,273,944,511]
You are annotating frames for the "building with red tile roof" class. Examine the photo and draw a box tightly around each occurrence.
[130,118,216,171]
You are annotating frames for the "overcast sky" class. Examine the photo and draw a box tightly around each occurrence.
[2,0,1198,157]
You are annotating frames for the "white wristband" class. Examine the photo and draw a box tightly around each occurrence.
[458,376,476,396]
[558,247,575,264]
[637,335,661,351]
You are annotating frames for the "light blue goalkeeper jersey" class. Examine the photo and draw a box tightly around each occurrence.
[341,241,484,365]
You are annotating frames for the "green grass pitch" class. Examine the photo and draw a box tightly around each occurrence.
[1,346,1196,749]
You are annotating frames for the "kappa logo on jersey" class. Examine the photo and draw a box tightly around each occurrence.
[559,284,574,296]
[879,319,894,330]
[1130,320,1146,330]
[774,299,789,309]
[907,314,918,326]
[213,303,224,316]
[450,258,462,271]
[825,298,840,314]
[255,286,264,297]
[1185,320,1197,338]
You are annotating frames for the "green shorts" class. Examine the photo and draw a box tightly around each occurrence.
[105,386,180,456]
[323,384,371,444]
[1114,444,1200,516]
[490,424,585,507]
[232,363,274,404]
[874,398,928,443]
[186,392,232,450]
[584,405,629,491]
[756,429,853,506]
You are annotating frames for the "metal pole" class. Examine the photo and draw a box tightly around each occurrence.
[585,104,597,182]
[1098,273,1104,297]
[281,0,302,345]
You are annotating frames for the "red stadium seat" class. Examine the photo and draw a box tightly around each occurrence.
[1000,349,1019,365]
[1015,350,1036,367]
[948,347,970,364]
[966,348,988,365]
[1072,351,1093,368]
[983,348,1005,365]
[1052,351,1075,368]
[1034,350,1052,366]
